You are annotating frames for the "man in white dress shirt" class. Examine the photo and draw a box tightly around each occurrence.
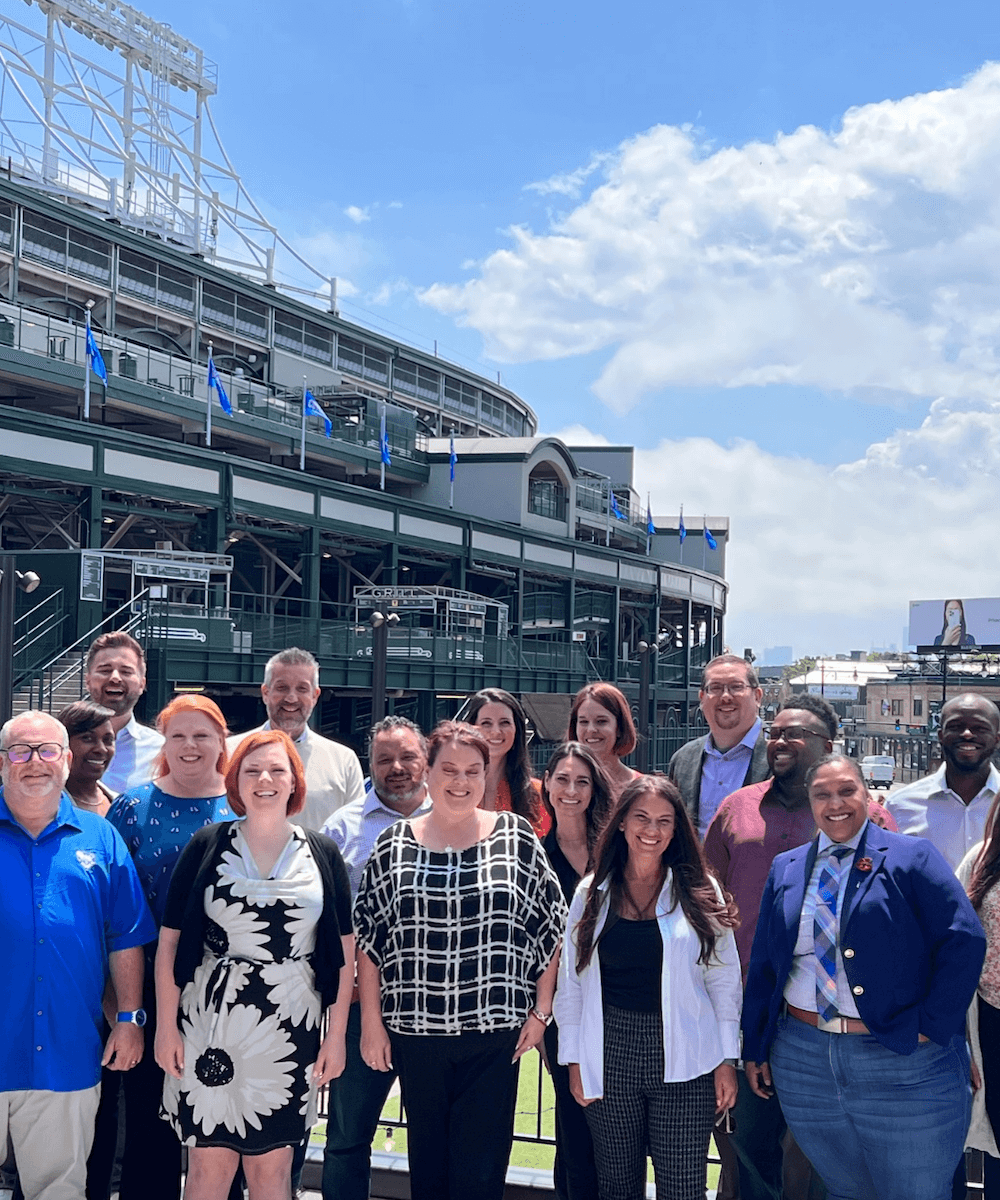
[84,631,164,796]
[227,647,365,832]
[887,692,1000,870]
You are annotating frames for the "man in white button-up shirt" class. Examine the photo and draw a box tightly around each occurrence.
[887,692,1000,871]
[84,631,164,796]
[227,647,365,833]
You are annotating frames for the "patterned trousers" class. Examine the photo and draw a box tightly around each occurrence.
[584,1005,715,1200]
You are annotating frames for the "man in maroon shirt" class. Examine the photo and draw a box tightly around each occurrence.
[705,694,896,1200]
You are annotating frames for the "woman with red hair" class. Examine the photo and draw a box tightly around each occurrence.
[155,730,353,1199]
[567,684,642,802]
[108,693,235,1200]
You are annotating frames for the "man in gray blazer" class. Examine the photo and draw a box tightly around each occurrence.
[668,654,769,840]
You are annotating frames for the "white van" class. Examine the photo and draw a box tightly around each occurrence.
[860,755,895,789]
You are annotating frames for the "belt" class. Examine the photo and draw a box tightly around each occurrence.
[787,1003,869,1035]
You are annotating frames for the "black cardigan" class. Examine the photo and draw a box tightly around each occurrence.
[163,820,350,1008]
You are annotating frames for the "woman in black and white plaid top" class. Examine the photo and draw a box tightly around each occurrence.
[354,719,567,1200]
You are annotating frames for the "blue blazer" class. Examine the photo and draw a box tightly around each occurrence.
[742,822,985,1060]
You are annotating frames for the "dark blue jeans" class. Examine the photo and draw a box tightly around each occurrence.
[770,1013,971,1200]
[321,1002,397,1200]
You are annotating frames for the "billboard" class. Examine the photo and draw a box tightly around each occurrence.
[909,598,1000,648]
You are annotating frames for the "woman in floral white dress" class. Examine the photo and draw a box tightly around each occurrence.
[155,730,354,1200]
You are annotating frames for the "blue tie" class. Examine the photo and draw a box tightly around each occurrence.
[814,845,853,1023]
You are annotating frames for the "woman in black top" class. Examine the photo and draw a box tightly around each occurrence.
[539,743,614,1200]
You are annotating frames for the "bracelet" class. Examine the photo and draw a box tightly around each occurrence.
[529,1006,553,1026]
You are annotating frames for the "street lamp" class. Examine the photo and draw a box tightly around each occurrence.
[369,610,400,724]
[0,556,42,721]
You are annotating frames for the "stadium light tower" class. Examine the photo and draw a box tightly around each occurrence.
[0,0,334,301]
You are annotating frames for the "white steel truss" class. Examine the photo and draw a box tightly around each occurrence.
[0,0,333,301]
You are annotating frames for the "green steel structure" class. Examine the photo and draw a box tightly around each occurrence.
[0,165,727,765]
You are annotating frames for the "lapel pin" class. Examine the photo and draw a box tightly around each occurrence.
[856,857,873,873]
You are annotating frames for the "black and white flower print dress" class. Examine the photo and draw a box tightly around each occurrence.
[162,823,324,1153]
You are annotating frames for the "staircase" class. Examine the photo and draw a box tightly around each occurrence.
[11,649,87,716]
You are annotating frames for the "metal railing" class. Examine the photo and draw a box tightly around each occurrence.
[0,300,421,462]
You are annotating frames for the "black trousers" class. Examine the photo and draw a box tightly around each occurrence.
[544,1021,599,1200]
[390,1027,521,1200]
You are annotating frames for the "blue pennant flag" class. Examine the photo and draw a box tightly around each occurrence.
[610,491,626,520]
[207,354,233,416]
[679,510,687,543]
[305,389,332,437]
[380,409,392,467]
[646,503,655,537]
[704,522,718,551]
[86,325,107,385]
[449,435,457,482]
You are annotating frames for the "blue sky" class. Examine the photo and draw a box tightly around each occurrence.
[55,0,1000,657]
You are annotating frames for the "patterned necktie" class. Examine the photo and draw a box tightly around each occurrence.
[814,845,854,1023]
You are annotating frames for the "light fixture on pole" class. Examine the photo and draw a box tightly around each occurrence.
[0,557,43,721]
[369,610,400,723]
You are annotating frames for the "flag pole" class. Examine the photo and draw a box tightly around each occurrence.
[300,375,307,471]
[702,515,707,570]
[449,429,455,510]
[646,492,651,556]
[83,304,92,420]
[380,403,386,491]
[679,504,684,564]
[206,341,213,447]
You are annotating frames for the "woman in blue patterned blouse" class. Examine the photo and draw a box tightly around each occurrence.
[107,694,233,1200]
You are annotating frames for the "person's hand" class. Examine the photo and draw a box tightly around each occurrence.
[568,1063,594,1107]
[360,1019,393,1072]
[103,1022,143,1071]
[942,624,962,646]
[313,1028,347,1085]
[714,1062,738,1113]
[513,1012,547,1062]
[154,1025,185,1079]
[744,1061,774,1100]
[972,1058,983,1092]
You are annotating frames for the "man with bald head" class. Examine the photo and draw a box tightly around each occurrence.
[887,692,1000,870]
[0,710,155,1200]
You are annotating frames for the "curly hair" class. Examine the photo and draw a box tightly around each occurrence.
[572,775,738,972]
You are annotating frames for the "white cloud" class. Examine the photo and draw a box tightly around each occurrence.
[618,392,1000,655]
[344,205,371,224]
[421,63,1000,415]
[524,153,612,198]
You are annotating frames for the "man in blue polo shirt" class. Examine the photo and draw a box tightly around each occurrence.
[0,709,156,1200]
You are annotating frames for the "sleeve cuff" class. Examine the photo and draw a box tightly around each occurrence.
[717,1019,741,1060]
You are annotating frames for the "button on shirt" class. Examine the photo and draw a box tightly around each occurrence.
[0,792,156,1092]
[322,780,432,901]
[887,763,1000,870]
[102,715,164,798]
[784,821,868,1019]
[108,782,233,927]
[698,718,763,839]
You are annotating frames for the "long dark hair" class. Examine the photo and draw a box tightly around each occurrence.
[573,775,737,971]
[540,742,615,856]
[969,795,1000,910]
[465,688,539,824]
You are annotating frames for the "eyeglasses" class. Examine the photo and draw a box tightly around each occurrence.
[1,742,65,764]
[703,682,751,698]
[765,726,828,743]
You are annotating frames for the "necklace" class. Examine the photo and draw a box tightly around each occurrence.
[73,794,105,808]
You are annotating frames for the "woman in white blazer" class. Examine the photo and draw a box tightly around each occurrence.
[553,775,741,1200]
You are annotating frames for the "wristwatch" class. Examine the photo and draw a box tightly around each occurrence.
[529,1006,553,1026]
[116,1009,147,1027]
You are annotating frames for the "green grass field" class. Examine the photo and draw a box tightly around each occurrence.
[311,1052,722,1190]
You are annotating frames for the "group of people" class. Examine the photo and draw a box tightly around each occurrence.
[2,635,1000,1200]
